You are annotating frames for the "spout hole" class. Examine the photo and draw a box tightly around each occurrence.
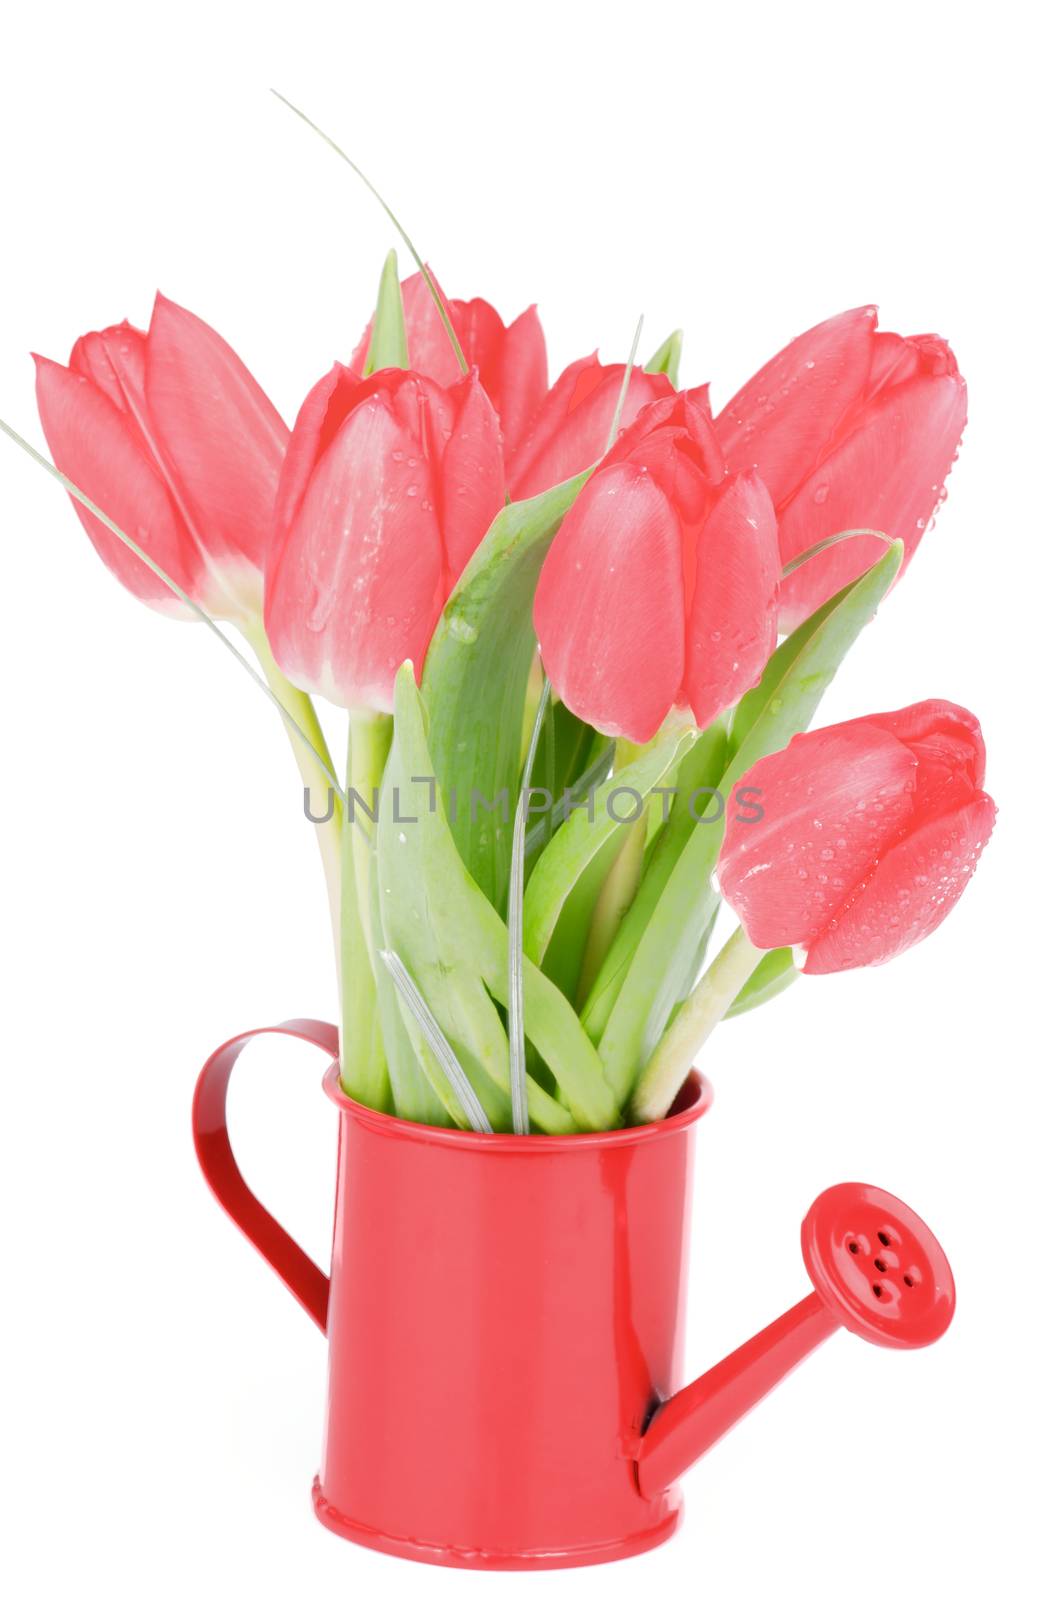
[874,1258,888,1272]
[877,1231,891,1246]
[872,1283,884,1298]
[848,1241,860,1254]
[904,1274,916,1287]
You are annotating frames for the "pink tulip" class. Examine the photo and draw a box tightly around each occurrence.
[265,364,505,711]
[533,388,780,743]
[717,700,996,972]
[714,307,967,630]
[34,294,288,621]
[507,355,673,501]
[351,269,547,462]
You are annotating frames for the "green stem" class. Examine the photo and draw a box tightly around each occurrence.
[631,926,763,1124]
[243,621,343,964]
[576,737,651,1004]
[340,710,392,1107]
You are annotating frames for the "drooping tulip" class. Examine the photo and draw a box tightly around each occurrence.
[507,355,672,500]
[351,268,547,463]
[717,700,996,972]
[265,364,505,712]
[34,294,288,622]
[533,388,781,743]
[714,307,967,630]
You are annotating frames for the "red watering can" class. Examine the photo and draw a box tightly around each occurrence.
[193,1019,956,1571]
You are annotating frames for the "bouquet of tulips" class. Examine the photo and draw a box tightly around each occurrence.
[17,248,994,1134]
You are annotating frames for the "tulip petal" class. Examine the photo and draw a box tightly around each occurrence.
[439,375,505,580]
[684,471,780,727]
[862,699,987,793]
[718,723,918,949]
[804,792,996,973]
[354,268,464,387]
[866,331,922,393]
[534,462,685,742]
[353,271,547,455]
[715,307,878,505]
[265,394,444,710]
[70,322,147,413]
[144,294,288,579]
[271,363,363,569]
[34,354,201,612]
[606,386,723,481]
[458,296,506,367]
[492,304,548,458]
[777,367,967,628]
[509,357,671,500]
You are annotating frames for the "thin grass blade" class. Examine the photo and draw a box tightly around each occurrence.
[507,676,550,1133]
[270,90,468,375]
[781,527,893,579]
[604,314,644,451]
[380,949,493,1134]
[0,416,355,812]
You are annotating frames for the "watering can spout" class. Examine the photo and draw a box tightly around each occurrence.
[636,1292,833,1497]
[635,1183,956,1500]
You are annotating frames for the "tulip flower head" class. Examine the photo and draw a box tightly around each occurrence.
[265,363,505,712]
[508,354,673,501]
[34,294,288,623]
[533,388,781,743]
[352,268,547,463]
[718,700,996,972]
[715,307,967,630]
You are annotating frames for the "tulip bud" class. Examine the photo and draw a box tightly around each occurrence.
[34,294,288,622]
[533,389,781,743]
[265,365,505,712]
[717,700,996,972]
[508,354,672,500]
[715,307,967,630]
[352,267,547,463]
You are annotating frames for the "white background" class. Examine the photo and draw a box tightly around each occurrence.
[1,3,1055,1595]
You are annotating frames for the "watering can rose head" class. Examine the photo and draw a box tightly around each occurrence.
[533,387,781,743]
[33,294,288,623]
[718,699,996,972]
[715,306,967,631]
[264,362,505,711]
[352,266,547,463]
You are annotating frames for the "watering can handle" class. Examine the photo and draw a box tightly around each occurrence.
[191,1020,339,1334]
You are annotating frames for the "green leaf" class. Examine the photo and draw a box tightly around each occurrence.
[598,542,903,1108]
[419,472,589,909]
[367,838,452,1125]
[524,735,616,865]
[645,329,683,386]
[377,672,560,1131]
[581,721,728,1043]
[725,947,798,1018]
[726,540,902,774]
[538,832,627,1001]
[523,732,692,967]
[377,666,620,1130]
[362,249,409,374]
[530,697,600,804]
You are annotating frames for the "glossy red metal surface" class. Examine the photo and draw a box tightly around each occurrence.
[635,1180,956,1497]
[192,1024,957,1568]
[801,1181,956,1348]
[193,1023,711,1567]
[191,1020,338,1331]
